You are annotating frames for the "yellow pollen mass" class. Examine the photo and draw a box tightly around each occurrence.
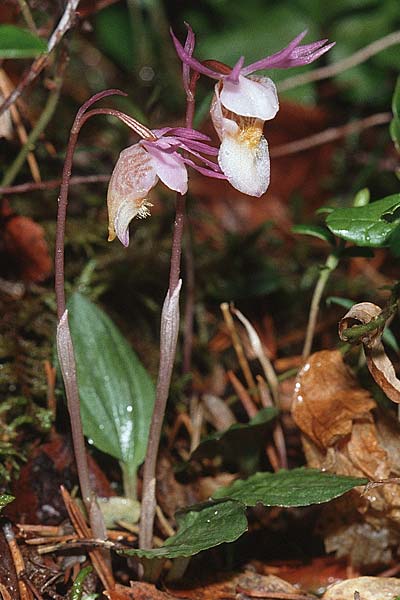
[238,124,263,150]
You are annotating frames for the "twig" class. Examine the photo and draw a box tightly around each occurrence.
[0,0,81,117]
[227,370,258,419]
[232,305,280,407]
[257,375,287,469]
[270,112,392,158]
[0,174,110,195]
[221,302,257,397]
[60,487,115,591]
[17,0,38,32]
[0,69,41,183]
[2,521,33,600]
[302,253,339,360]
[1,68,65,188]
[278,30,400,92]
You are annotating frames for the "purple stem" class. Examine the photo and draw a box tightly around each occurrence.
[138,87,196,550]
[54,89,125,545]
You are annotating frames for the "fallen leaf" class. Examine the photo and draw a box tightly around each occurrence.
[292,350,400,566]
[107,582,178,600]
[322,576,400,600]
[292,350,375,448]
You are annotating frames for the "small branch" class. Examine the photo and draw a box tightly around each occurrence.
[270,112,392,159]
[1,69,65,188]
[279,30,400,92]
[0,174,110,195]
[0,68,41,183]
[17,0,38,32]
[0,0,81,117]
[221,302,257,397]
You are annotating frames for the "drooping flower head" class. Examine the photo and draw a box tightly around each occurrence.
[107,120,225,246]
[171,25,335,197]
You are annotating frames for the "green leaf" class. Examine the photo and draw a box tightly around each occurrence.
[292,224,335,245]
[326,194,400,247]
[0,494,14,512]
[70,566,92,600]
[190,407,278,475]
[67,293,155,477]
[119,500,248,559]
[0,25,47,59]
[353,188,370,207]
[392,76,400,120]
[213,468,367,507]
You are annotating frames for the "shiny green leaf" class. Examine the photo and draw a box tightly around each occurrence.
[213,468,367,507]
[119,500,247,559]
[326,194,400,247]
[67,293,155,477]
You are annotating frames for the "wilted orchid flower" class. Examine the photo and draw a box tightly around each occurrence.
[107,121,225,246]
[171,26,334,197]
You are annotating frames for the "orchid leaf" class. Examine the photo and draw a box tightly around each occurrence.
[190,407,278,476]
[326,194,400,247]
[213,468,367,507]
[67,293,155,486]
[292,224,335,245]
[0,25,47,59]
[119,500,248,559]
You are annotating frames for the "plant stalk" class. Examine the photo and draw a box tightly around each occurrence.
[139,91,196,550]
[302,252,339,360]
[55,90,125,549]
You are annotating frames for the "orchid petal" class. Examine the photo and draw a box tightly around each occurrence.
[226,55,245,83]
[183,157,227,179]
[242,32,334,73]
[183,22,196,94]
[170,27,222,80]
[220,75,279,120]
[107,144,157,246]
[145,143,188,195]
[241,30,308,74]
[210,83,239,141]
[218,131,270,197]
[178,138,219,155]
[179,144,221,170]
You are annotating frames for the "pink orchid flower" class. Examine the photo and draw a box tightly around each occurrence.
[171,26,334,197]
[107,123,225,246]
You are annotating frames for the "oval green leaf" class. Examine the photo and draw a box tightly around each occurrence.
[212,468,367,507]
[67,292,155,474]
[326,194,400,247]
[0,25,47,59]
[119,499,248,559]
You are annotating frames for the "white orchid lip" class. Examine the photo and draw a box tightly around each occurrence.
[220,75,279,121]
[210,84,271,198]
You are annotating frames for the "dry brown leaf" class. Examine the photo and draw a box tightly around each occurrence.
[322,576,400,600]
[292,350,400,566]
[292,350,375,448]
[107,582,178,600]
[339,302,400,404]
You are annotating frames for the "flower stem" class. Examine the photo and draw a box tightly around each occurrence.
[55,89,125,549]
[139,91,196,551]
